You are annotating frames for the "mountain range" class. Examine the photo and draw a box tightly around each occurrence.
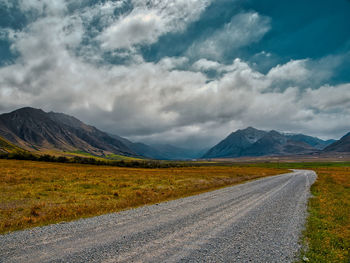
[109,134,207,160]
[202,127,336,159]
[324,132,350,152]
[0,107,136,156]
[0,107,348,160]
[0,107,205,160]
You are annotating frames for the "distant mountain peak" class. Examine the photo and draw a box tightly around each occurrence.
[13,106,42,111]
[8,107,46,117]
[203,127,333,159]
[203,127,267,158]
[47,111,88,130]
[242,126,259,132]
[324,131,350,152]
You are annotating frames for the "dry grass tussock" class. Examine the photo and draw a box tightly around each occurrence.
[0,159,288,233]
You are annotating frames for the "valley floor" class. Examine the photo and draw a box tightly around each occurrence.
[1,160,349,262]
[0,170,315,263]
[0,159,286,233]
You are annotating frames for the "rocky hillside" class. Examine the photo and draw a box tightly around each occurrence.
[0,107,137,157]
[203,127,332,158]
[323,132,350,152]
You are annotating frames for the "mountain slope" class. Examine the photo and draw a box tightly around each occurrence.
[241,130,315,156]
[108,136,167,160]
[0,107,137,157]
[109,134,206,160]
[0,135,26,154]
[203,127,330,158]
[203,127,266,158]
[324,132,350,152]
[286,134,335,150]
[149,144,208,160]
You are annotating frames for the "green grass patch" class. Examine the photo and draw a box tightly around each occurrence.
[104,153,142,161]
[0,136,27,153]
[298,167,350,262]
[69,150,97,157]
[247,161,350,169]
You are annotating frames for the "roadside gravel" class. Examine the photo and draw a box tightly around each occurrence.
[0,169,316,263]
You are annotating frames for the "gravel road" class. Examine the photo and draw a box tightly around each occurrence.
[0,169,316,263]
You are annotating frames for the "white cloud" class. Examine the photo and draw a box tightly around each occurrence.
[158,57,189,70]
[18,0,68,16]
[303,84,350,112]
[98,9,163,50]
[0,1,349,147]
[267,59,310,82]
[98,0,211,50]
[192,59,223,72]
[188,12,271,60]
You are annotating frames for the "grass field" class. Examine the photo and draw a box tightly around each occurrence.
[0,159,288,234]
[299,167,350,263]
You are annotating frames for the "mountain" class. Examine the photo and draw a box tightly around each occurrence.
[203,127,331,158]
[241,130,315,156]
[285,134,335,150]
[0,135,26,154]
[109,134,207,160]
[324,132,350,152]
[1,107,341,160]
[108,136,166,160]
[0,107,137,157]
[148,144,208,160]
[203,127,267,158]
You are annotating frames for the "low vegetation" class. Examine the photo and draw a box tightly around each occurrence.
[248,161,350,169]
[299,167,350,263]
[66,151,141,161]
[0,151,188,168]
[0,159,287,234]
[0,136,27,154]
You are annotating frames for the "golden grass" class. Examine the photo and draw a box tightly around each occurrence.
[0,159,287,234]
[300,167,350,263]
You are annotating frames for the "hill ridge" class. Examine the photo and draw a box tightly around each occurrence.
[0,107,137,157]
[203,127,335,158]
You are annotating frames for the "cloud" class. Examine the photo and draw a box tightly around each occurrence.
[158,56,189,70]
[18,0,68,16]
[267,59,310,82]
[98,9,164,50]
[192,59,223,72]
[303,84,350,112]
[98,0,211,50]
[187,12,271,60]
[0,1,349,148]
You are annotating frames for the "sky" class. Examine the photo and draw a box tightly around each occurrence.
[0,0,350,148]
